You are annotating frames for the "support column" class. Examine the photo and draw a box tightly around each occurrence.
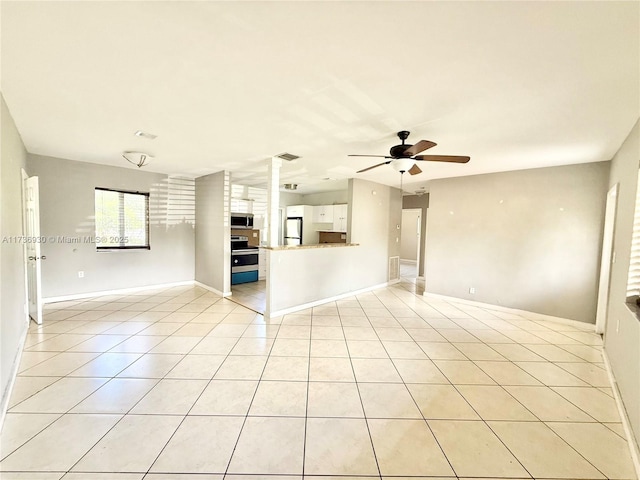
[266,156,282,247]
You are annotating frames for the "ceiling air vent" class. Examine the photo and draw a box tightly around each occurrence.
[275,152,300,161]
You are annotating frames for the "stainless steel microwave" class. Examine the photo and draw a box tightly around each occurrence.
[230,213,254,229]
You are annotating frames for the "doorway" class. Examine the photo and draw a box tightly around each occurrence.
[400,208,421,280]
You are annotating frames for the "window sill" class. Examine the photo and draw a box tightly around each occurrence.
[97,246,150,252]
[624,295,640,321]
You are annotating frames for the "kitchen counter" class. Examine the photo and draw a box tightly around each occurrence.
[262,243,359,250]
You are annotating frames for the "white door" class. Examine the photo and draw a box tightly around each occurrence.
[25,175,43,324]
[595,184,619,334]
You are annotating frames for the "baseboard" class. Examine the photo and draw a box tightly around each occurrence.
[42,280,195,304]
[194,281,231,298]
[266,281,391,318]
[602,350,640,479]
[422,292,595,331]
[0,323,29,432]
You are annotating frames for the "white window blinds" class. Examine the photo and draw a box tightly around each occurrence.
[626,170,640,299]
[95,188,150,249]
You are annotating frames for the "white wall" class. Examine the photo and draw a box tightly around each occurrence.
[604,119,640,448]
[27,155,195,298]
[1,95,29,420]
[425,162,610,323]
[195,171,231,295]
[300,190,348,206]
[279,191,303,207]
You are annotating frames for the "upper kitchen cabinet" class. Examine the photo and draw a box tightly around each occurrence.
[287,205,305,217]
[312,205,334,223]
[332,204,348,232]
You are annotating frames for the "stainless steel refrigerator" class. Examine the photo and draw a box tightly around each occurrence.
[285,217,303,245]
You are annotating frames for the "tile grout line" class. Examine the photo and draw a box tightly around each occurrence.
[64,287,218,476]
[339,298,383,480]
[221,309,281,478]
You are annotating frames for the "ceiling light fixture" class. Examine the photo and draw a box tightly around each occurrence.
[123,151,153,168]
[134,130,157,140]
[391,158,415,173]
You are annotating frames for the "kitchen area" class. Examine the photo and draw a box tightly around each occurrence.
[228,183,350,313]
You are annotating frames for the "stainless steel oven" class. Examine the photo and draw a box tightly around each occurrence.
[231,235,259,284]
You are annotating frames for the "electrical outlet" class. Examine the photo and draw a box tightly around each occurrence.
[78,271,84,278]
[469,287,475,294]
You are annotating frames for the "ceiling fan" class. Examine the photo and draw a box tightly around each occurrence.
[349,130,470,175]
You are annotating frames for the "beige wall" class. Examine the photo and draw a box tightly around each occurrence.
[1,96,29,419]
[604,119,640,447]
[349,178,402,281]
[27,155,195,298]
[425,161,609,323]
[195,171,231,295]
[401,209,420,261]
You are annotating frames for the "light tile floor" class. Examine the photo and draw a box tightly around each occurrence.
[0,282,636,480]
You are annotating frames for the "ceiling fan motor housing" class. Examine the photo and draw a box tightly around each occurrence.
[390,130,413,158]
[390,144,413,158]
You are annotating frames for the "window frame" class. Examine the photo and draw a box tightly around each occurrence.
[95,187,151,251]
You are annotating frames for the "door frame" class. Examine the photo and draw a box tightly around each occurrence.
[595,183,619,335]
[20,169,30,326]
[23,173,43,324]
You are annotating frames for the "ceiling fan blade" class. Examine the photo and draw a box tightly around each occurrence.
[356,161,391,173]
[404,140,437,156]
[408,164,422,175]
[413,155,470,163]
[348,154,391,158]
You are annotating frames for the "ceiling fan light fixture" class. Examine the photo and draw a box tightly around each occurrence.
[123,151,153,168]
[392,158,415,173]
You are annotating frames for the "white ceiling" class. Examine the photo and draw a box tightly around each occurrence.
[2,1,638,194]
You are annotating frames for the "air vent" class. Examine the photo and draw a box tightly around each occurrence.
[388,256,400,283]
[283,184,298,190]
[276,152,300,161]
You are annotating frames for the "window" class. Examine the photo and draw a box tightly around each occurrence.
[95,188,150,250]
[627,170,640,304]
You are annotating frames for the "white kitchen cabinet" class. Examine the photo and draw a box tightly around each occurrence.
[286,205,305,217]
[258,248,267,280]
[312,205,334,223]
[332,204,348,232]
